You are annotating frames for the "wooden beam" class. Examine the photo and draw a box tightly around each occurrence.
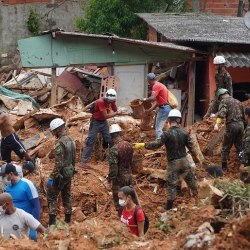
[50,67,57,106]
[187,61,196,126]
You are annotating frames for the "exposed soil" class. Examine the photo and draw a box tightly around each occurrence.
[1,98,250,249]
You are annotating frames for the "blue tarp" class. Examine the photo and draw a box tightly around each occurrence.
[0,86,40,110]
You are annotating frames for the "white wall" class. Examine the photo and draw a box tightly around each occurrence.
[114,65,145,108]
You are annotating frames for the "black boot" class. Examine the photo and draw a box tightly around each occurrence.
[65,214,71,223]
[222,162,228,172]
[164,200,174,210]
[49,214,56,225]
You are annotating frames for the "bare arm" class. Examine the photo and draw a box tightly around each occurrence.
[137,221,145,237]
[101,109,118,119]
[36,224,46,234]
[0,113,7,125]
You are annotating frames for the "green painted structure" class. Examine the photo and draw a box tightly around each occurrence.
[18,31,201,68]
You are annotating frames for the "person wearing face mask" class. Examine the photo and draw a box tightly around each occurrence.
[118,186,146,238]
[47,118,76,226]
[0,163,23,192]
[0,163,40,240]
[0,193,45,239]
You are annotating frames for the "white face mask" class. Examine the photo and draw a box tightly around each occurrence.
[119,199,127,207]
[0,205,6,216]
[1,177,10,186]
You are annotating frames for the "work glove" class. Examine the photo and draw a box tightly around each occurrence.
[133,143,145,149]
[214,123,219,131]
[210,113,216,118]
[47,178,53,187]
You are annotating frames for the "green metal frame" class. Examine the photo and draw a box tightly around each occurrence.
[18,34,197,68]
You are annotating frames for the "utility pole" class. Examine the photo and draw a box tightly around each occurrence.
[238,0,244,17]
[192,0,200,12]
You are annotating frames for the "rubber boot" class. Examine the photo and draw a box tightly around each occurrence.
[65,214,71,223]
[49,214,56,226]
[164,200,174,211]
[222,162,228,172]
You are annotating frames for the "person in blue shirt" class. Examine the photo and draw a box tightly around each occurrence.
[0,163,40,240]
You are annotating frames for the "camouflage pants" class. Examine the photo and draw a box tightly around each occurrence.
[112,174,132,214]
[221,122,244,163]
[167,157,198,201]
[47,178,72,215]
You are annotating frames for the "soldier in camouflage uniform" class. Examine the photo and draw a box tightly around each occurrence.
[240,107,250,183]
[107,124,133,215]
[204,56,233,119]
[47,118,76,225]
[134,109,201,210]
[214,89,244,171]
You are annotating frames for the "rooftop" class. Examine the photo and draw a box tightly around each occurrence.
[137,13,250,45]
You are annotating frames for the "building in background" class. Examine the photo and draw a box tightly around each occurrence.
[0,0,87,65]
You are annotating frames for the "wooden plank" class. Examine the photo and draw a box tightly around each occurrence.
[204,126,225,156]
[50,67,57,106]
[23,130,53,150]
[187,61,196,126]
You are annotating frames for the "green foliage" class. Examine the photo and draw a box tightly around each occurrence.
[75,0,188,39]
[155,220,172,234]
[214,179,249,197]
[27,8,41,36]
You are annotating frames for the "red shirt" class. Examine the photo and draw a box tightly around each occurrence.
[120,206,145,236]
[152,81,168,106]
[92,98,117,121]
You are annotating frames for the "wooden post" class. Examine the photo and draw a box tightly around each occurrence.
[187,61,196,126]
[50,67,57,106]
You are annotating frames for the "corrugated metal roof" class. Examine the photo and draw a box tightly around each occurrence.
[54,31,201,53]
[136,13,250,45]
[217,52,250,68]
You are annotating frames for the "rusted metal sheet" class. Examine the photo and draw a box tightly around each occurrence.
[56,71,93,103]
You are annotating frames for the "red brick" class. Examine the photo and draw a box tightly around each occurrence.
[206,3,228,9]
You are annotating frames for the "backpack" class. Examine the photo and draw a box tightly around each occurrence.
[168,90,178,108]
[133,206,149,234]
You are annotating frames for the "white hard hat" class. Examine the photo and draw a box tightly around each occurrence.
[213,56,226,65]
[110,124,122,134]
[50,118,65,131]
[168,109,182,118]
[106,89,117,101]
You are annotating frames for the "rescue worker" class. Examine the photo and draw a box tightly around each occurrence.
[204,55,233,118]
[22,161,35,177]
[141,73,171,139]
[1,163,40,240]
[134,109,200,210]
[214,88,244,171]
[81,89,118,168]
[239,106,250,183]
[107,124,133,215]
[0,193,46,239]
[0,110,31,163]
[47,118,76,225]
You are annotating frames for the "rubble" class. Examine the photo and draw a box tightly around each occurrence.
[0,64,249,249]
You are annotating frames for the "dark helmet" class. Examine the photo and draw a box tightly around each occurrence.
[22,161,35,173]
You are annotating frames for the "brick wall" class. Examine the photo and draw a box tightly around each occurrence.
[2,0,63,4]
[188,0,249,16]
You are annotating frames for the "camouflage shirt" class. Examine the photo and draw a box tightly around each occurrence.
[218,96,244,124]
[215,70,233,96]
[108,139,133,180]
[145,126,197,162]
[50,134,76,179]
[242,125,250,166]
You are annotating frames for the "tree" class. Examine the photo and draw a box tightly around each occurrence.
[75,0,188,39]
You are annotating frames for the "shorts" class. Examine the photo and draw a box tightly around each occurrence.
[1,133,26,163]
